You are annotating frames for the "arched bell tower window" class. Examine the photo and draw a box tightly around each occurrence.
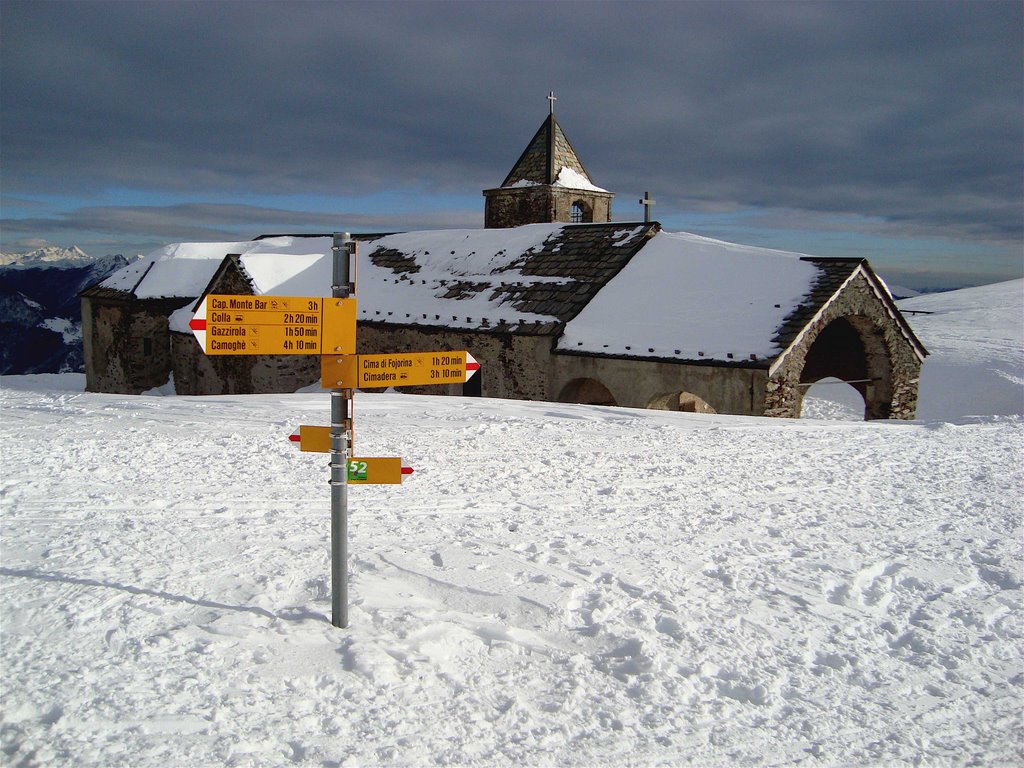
[571,200,592,223]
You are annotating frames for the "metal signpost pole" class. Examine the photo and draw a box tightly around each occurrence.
[188,232,476,630]
[330,232,354,628]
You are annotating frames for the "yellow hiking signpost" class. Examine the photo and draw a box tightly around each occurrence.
[188,294,357,355]
[320,351,480,388]
[189,235,480,629]
[288,428,412,483]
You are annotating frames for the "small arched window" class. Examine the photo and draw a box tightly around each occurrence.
[570,200,592,223]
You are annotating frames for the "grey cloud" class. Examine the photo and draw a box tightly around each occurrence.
[0,202,481,255]
[2,1,1021,244]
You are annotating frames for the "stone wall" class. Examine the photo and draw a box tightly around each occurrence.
[551,188,613,225]
[763,270,922,420]
[171,333,320,395]
[83,295,188,394]
[357,324,767,416]
[483,186,613,228]
[550,352,768,414]
[172,322,547,398]
[358,323,769,417]
[355,324,551,400]
[171,317,770,418]
[170,263,324,395]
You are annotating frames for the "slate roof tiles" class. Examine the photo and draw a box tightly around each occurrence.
[360,222,657,335]
[500,114,595,188]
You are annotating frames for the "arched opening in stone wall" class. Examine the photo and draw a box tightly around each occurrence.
[800,377,866,420]
[570,200,593,223]
[646,391,717,414]
[557,378,617,406]
[797,315,893,420]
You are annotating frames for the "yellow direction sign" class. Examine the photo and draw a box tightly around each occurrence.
[289,424,334,452]
[320,351,480,389]
[287,428,411,483]
[189,294,356,355]
[345,457,411,484]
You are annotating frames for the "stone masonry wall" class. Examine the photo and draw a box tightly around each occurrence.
[483,186,613,228]
[171,332,320,395]
[763,271,922,420]
[356,326,765,416]
[550,352,768,414]
[170,264,323,395]
[173,323,549,399]
[84,296,187,394]
[172,314,772,417]
[549,188,613,225]
[354,324,551,400]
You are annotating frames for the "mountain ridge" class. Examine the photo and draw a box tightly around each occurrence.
[0,245,140,270]
[0,247,134,374]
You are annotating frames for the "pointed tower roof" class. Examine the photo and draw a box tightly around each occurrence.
[484,95,613,227]
[500,111,600,189]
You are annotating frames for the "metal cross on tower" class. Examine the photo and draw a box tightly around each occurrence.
[640,191,656,223]
[548,91,557,115]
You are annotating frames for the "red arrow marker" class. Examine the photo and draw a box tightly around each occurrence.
[188,300,208,352]
[466,352,480,379]
[401,466,414,475]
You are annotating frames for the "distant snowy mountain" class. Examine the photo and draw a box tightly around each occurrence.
[0,245,94,269]
[0,247,136,374]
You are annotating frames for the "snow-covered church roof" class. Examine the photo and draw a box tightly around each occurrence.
[157,222,656,337]
[94,222,908,366]
[94,238,326,299]
[557,231,822,361]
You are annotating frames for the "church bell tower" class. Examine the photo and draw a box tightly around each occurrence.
[483,93,614,228]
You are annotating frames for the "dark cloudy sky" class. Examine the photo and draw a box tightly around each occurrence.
[2,0,1021,290]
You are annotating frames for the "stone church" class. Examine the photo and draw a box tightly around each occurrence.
[81,104,926,419]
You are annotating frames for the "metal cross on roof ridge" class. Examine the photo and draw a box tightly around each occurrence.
[640,191,656,223]
[548,91,557,115]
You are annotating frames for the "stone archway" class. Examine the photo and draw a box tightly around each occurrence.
[570,200,593,224]
[800,377,866,420]
[647,391,717,414]
[796,315,893,420]
[557,378,617,406]
[764,268,925,421]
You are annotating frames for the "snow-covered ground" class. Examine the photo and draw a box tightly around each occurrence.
[899,280,1024,421]
[1,282,1022,767]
